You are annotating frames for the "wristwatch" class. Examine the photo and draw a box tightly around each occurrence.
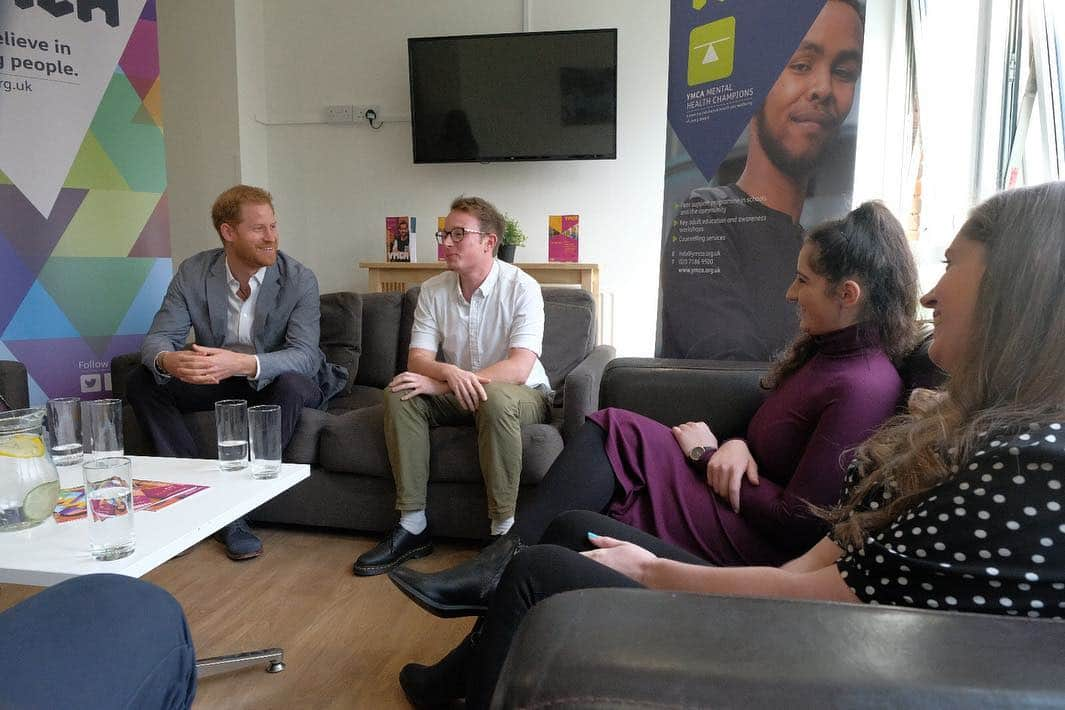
[687,445,709,463]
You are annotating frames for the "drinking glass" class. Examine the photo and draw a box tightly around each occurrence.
[81,399,123,459]
[215,400,248,471]
[248,404,281,479]
[82,456,135,561]
[46,397,82,466]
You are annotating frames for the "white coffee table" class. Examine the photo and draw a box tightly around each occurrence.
[0,455,308,586]
[0,455,309,677]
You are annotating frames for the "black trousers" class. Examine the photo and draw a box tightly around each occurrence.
[125,364,321,458]
[466,510,709,709]
[511,420,619,543]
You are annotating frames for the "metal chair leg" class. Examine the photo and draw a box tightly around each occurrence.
[195,647,285,678]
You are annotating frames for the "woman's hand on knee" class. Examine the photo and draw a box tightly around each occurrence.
[581,534,658,584]
[706,440,759,513]
[671,421,718,455]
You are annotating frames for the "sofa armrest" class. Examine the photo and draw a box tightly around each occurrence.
[599,357,769,439]
[560,345,615,441]
[0,361,29,410]
[493,588,1065,709]
[110,352,141,399]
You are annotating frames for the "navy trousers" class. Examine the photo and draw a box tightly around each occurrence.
[0,574,197,709]
[126,364,322,458]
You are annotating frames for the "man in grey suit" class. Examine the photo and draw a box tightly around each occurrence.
[126,185,346,560]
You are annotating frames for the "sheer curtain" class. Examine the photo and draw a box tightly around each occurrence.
[1008,1,1065,186]
[854,1,1063,293]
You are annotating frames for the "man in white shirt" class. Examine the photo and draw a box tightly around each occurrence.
[354,196,552,576]
[126,185,346,560]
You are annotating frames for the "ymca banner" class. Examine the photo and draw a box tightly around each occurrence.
[658,0,864,360]
[0,0,170,403]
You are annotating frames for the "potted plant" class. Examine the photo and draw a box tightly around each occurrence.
[498,215,527,263]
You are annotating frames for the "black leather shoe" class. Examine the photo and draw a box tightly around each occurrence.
[388,534,522,617]
[353,524,433,576]
[399,631,475,708]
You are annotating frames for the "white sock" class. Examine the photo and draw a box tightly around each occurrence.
[490,516,514,536]
[399,510,427,535]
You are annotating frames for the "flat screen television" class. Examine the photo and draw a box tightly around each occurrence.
[408,29,617,163]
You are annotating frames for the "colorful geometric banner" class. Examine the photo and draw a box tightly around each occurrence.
[0,0,170,404]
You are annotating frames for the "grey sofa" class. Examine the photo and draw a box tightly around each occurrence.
[111,286,614,540]
[491,350,1065,708]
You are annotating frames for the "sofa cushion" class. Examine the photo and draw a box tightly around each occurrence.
[326,385,384,413]
[318,404,564,485]
[355,292,405,389]
[541,300,594,391]
[319,292,362,395]
[397,287,420,373]
[319,405,390,476]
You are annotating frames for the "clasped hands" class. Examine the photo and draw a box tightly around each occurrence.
[388,364,490,411]
[161,345,256,384]
[671,420,759,513]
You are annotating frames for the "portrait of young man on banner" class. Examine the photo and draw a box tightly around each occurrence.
[658,0,865,360]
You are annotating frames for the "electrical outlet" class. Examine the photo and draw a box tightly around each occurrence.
[355,105,381,121]
[325,104,354,123]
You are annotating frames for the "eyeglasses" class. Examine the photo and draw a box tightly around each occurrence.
[434,227,491,244]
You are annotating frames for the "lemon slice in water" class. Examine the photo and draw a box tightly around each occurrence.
[23,480,60,522]
[0,434,46,459]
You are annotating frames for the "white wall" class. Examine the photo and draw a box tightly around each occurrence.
[157,0,243,265]
[158,0,669,357]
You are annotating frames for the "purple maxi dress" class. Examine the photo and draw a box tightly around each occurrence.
[589,324,903,566]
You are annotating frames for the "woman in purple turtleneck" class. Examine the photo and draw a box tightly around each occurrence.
[390,201,921,629]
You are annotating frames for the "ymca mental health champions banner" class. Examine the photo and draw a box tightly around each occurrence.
[658,0,865,360]
[0,0,170,404]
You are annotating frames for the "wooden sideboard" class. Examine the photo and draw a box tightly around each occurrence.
[359,261,599,298]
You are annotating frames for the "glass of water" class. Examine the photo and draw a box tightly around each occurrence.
[46,397,82,466]
[215,399,248,471]
[82,456,135,561]
[81,399,123,460]
[248,404,282,479]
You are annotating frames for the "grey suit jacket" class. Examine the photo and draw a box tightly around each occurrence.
[140,249,347,404]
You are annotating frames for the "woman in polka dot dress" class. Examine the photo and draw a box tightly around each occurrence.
[400,182,1065,709]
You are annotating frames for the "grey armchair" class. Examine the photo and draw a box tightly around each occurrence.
[494,589,1065,708]
[0,361,29,410]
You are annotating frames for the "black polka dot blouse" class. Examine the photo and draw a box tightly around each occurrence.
[832,421,1065,618]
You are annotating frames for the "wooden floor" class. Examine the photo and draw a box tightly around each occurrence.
[0,527,478,709]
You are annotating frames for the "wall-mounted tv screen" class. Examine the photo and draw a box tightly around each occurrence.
[408,29,617,163]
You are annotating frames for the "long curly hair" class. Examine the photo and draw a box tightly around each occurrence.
[763,201,920,389]
[826,182,1065,546]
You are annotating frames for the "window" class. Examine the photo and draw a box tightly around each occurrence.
[857,0,1063,296]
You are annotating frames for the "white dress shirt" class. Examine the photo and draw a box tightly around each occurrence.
[410,259,551,392]
[224,261,266,380]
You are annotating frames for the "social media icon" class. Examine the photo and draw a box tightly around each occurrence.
[688,16,736,86]
[80,373,101,393]
[103,372,112,391]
